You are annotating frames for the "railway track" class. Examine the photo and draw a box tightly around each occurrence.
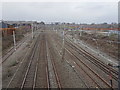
[4,31,118,89]
[35,34,49,88]
[55,39,112,88]
[55,33,118,81]
[65,47,113,88]
[66,37,118,81]
[20,34,40,89]
[5,34,40,89]
[5,32,62,89]
[1,31,39,64]
[46,38,62,88]
[52,32,117,88]
[48,32,91,88]
[48,33,101,88]
[1,34,30,64]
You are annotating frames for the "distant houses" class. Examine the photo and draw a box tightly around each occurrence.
[0,21,33,37]
[0,21,16,37]
[0,21,46,37]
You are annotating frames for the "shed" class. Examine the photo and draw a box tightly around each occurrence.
[0,21,8,28]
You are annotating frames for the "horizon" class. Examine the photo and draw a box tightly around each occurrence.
[0,20,118,24]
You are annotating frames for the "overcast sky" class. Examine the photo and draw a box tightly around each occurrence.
[1,1,119,24]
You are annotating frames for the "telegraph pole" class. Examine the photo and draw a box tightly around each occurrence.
[62,24,65,61]
[13,30,16,51]
[35,24,37,30]
[80,30,82,37]
[32,23,34,39]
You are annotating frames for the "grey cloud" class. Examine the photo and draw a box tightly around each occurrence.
[2,2,118,23]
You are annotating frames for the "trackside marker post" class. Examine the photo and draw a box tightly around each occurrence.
[108,63,120,89]
[62,30,65,61]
